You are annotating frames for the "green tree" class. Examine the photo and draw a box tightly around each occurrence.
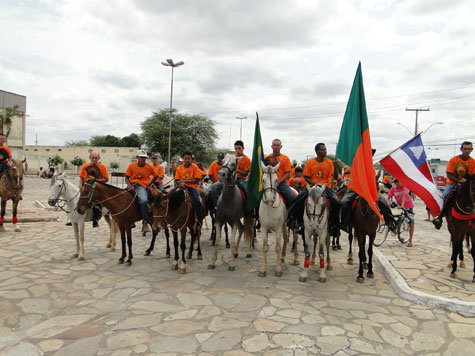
[51,154,64,165]
[120,133,142,147]
[70,156,86,166]
[141,109,218,163]
[110,161,120,169]
[65,140,89,146]
[90,135,121,146]
[0,105,21,138]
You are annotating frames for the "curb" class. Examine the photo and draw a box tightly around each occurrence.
[374,247,475,317]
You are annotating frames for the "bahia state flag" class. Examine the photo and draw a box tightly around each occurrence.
[380,134,443,216]
[246,113,264,211]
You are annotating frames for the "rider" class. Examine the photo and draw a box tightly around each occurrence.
[174,151,203,227]
[0,133,12,176]
[209,153,225,183]
[150,154,165,192]
[387,179,415,247]
[264,139,294,208]
[289,167,306,192]
[433,141,474,230]
[125,150,157,231]
[340,149,396,233]
[79,152,109,228]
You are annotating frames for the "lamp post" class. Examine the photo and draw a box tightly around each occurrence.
[421,122,443,135]
[235,117,247,140]
[396,122,413,136]
[161,59,184,173]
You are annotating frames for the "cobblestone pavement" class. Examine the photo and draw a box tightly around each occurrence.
[1,177,475,355]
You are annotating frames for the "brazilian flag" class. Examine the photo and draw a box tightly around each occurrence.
[246,113,264,210]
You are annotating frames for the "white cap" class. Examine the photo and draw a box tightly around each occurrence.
[136,149,148,157]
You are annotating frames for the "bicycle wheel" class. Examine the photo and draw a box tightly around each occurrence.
[397,218,410,243]
[374,221,389,246]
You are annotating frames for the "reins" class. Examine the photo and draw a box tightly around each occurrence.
[155,189,192,232]
[305,192,327,227]
[50,178,79,213]
[79,182,138,217]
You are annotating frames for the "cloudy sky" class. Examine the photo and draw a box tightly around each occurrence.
[1,0,474,163]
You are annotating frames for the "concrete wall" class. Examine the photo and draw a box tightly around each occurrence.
[23,145,140,173]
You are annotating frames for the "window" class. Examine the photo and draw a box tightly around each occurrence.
[88,149,93,153]
[129,149,134,152]
[58,149,62,151]
[102,149,106,153]
[46,149,50,151]
[25,149,29,151]
[114,149,119,153]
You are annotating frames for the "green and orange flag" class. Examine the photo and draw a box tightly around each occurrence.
[336,62,382,220]
[246,113,264,211]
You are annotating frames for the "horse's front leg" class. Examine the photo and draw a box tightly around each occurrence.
[347,230,354,265]
[118,227,126,264]
[78,221,85,261]
[126,226,133,266]
[292,228,300,265]
[281,225,288,263]
[274,225,284,277]
[195,224,203,260]
[357,234,365,283]
[164,225,170,258]
[224,223,230,249]
[208,222,221,269]
[367,234,375,278]
[0,199,6,232]
[233,221,244,258]
[145,227,159,256]
[12,199,21,232]
[299,227,311,282]
[326,233,332,271]
[318,232,327,283]
[243,217,254,258]
[72,223,80,258]
[179,228,187,274]
[187,227,195,260]
[171,231,179,270]
[450,237,462,278]
[470,234,475,282]
[109,219,117,251]
[228,223,240,271]
[258,229,269,277]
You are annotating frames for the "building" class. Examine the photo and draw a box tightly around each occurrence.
[428,159,448,191]
[0,90,26,158]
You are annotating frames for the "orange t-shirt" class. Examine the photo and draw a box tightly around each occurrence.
[446,155,475,184]
[208,161,222,182]
[0,145,12,163]
[80,162,109,181]
[289,176,306,190]
[125,162,156,187]
[234,153,251,179]
[175,163,202,189]
[264,154,292,182]
[152,164,165,184]
[303,158,334,188]
[290,167,296,178]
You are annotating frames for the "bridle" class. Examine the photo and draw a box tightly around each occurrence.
[262,169,282,208]
[305,187,327,227]
[219,159,237,186]
[153,188,192,232]
[454,175,475,215]
[50,177,79,213]
[2,164,23,196]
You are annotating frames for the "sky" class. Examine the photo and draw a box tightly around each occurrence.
[1,0,475,164]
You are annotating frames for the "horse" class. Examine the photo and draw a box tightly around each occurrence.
[0,159,25,232]
[446,174,475,281]
[258,160,288,277]
[299,184,331,283]
[202,179,230,248]
[48,173,118,260]
[76,179,159,266]
[208,154,253,271]
[151,187,204,273]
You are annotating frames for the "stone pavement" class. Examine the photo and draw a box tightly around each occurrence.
[0,177,475,355]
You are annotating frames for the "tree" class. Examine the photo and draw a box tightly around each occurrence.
[0,105,21,138]
[141,109,218,163]
[110,161,120,169]
[65,140,89,146]
[70,156,86,166]
[120,133,142,147]
[51,154,64,165]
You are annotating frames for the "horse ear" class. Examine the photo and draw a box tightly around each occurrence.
[50,174,56,186]
[272,161,281,173]
[22,158,27,163]
[260,160,267,171]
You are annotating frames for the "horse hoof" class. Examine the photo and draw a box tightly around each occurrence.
[171,264,178,270]
[258,271,266,277]
[460,261,466,268]
[299,276,307,282]
[228,266,235,271]
[347,259,353,265]
[337,245,342,250]
[166,253,170,258]
[78,257,84,261]
[246,254,252,258]
[107,244,111,248]
[15,228,22,232]
[226,243,231,249]
[275,271,283,277]
[208,264,215,270]
[187,254,192,260]
[472,277,475,283]
[293,261,300,266]
[144,251,151,256]
[367,272,374,279]
[179,268,186,274]
[126,261,132,266]
[357,277,364,283]
[72,254,79,258]
[326,265,333,271]
[234,253,238,258]
[447,262,453,268]
[319,277,326,283]
[118,259,124,264]
[450,273,456,278]
[198,255,203,260]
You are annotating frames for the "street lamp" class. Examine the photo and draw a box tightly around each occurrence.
[421,122,443,135]
[235,116,247,140]
[161,59,184,173]
[396,122,413,136]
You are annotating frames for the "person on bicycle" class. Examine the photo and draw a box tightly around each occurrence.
[387,179,414,247]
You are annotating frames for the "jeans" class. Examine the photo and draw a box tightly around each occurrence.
[277,182,295,208]
[442,183,454,199]
[188,187,202,222]
[210,182,223,208]
[132,183,150,223]
[154,182,165,192]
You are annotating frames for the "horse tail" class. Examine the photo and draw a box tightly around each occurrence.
[243,217,253,246]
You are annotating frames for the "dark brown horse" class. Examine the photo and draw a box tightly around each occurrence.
[446,174,475,281]
[0,159,25,232]
[76,179,159,265]
[151,187,205,273]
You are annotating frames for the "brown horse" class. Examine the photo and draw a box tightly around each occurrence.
[0,159,25,232]
[446,174,475,281]
[77,179,159,265]
[151,187,205,273]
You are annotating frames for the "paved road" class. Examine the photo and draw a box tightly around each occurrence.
[0,177,474,355]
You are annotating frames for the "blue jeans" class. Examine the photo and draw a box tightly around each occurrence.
[442,183,454,199]
[132,183,150,223]
[277,182,295,208]
[187,187,202,222]
[211,182,223,207]
[154,182,165,192]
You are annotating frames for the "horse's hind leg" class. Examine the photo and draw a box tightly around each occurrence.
[367,235,375,278]
[224,223,230,248]
[450,237,462,277]
[118,228,126,264]
[126,227,133,266]
[78,221,85,261]
[12,200,21,232]
[470,234,475,282]
[357,235,365,283]
[72,223,80,258]
[179,229,187,274]
[347,230,353,265]
[293,229,300,265]
[281,226,288,263]
[228,224,240,271]
[208,223,221,269]
[164,224,170,258]
[0,199,6,232]
[171,231,179,270]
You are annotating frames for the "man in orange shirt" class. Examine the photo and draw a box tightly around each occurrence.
[264,139,294,207]
[208,153,225,183]
[79,152,109,227]
[150,154,165,191]
[175,151,203,226]
[0,133,12,177]
[125,150,157,228]
[433,141,474,229]
[289,167,306,191]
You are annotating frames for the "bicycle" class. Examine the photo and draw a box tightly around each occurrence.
[373,208,412,247]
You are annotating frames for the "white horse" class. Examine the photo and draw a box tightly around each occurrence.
[258,161,288,277]
[300,183,330,283]
[48,173,118,260]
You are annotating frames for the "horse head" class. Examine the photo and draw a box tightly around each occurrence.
[260,160,281,205]
[152,191,169,229]
[457,174,475,213]
[48,173,68,206]
[454,161,468,180]
[6,159,24,189]
[218,154,239,185]
[306,184,327,222]
[76,179,96,215]
[85,164,102,179]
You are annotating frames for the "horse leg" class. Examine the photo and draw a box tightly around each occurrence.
[12,200,21,232]
[243,218,254,258]
[228,224,239,271]
[367,235,375,278]
[234,222,244,259]
[78,221,85,261]
[299,227,311,282]
[208,222,221,269]
[145,228,160,256]
[258,229,268,277]
[275,225,284,277]
[171,231,179,270]
[293,229,300,265]
[126,226,133,265]
[347,230,354,265]
[470,233,475,282]
[110,219,117,251]
[179,228,187,274]
[357,234,365,283]
[225,223,230,248]
[118,227,126,264]
[326,233,332,271]
[187,227,194,260]
[72,223,80,258]
[450,236,462,278]
[281,225,288,263]
[196,224,203,260]
[310,242,317,266]
[0,199,6,232]
[318,232,326,283]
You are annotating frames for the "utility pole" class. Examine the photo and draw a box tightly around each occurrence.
[406,107,430,136]
[235,116,247,140]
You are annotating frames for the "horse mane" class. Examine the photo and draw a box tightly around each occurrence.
[95,181,127,191]
[168,189,185,209]
[309,184,324,201]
